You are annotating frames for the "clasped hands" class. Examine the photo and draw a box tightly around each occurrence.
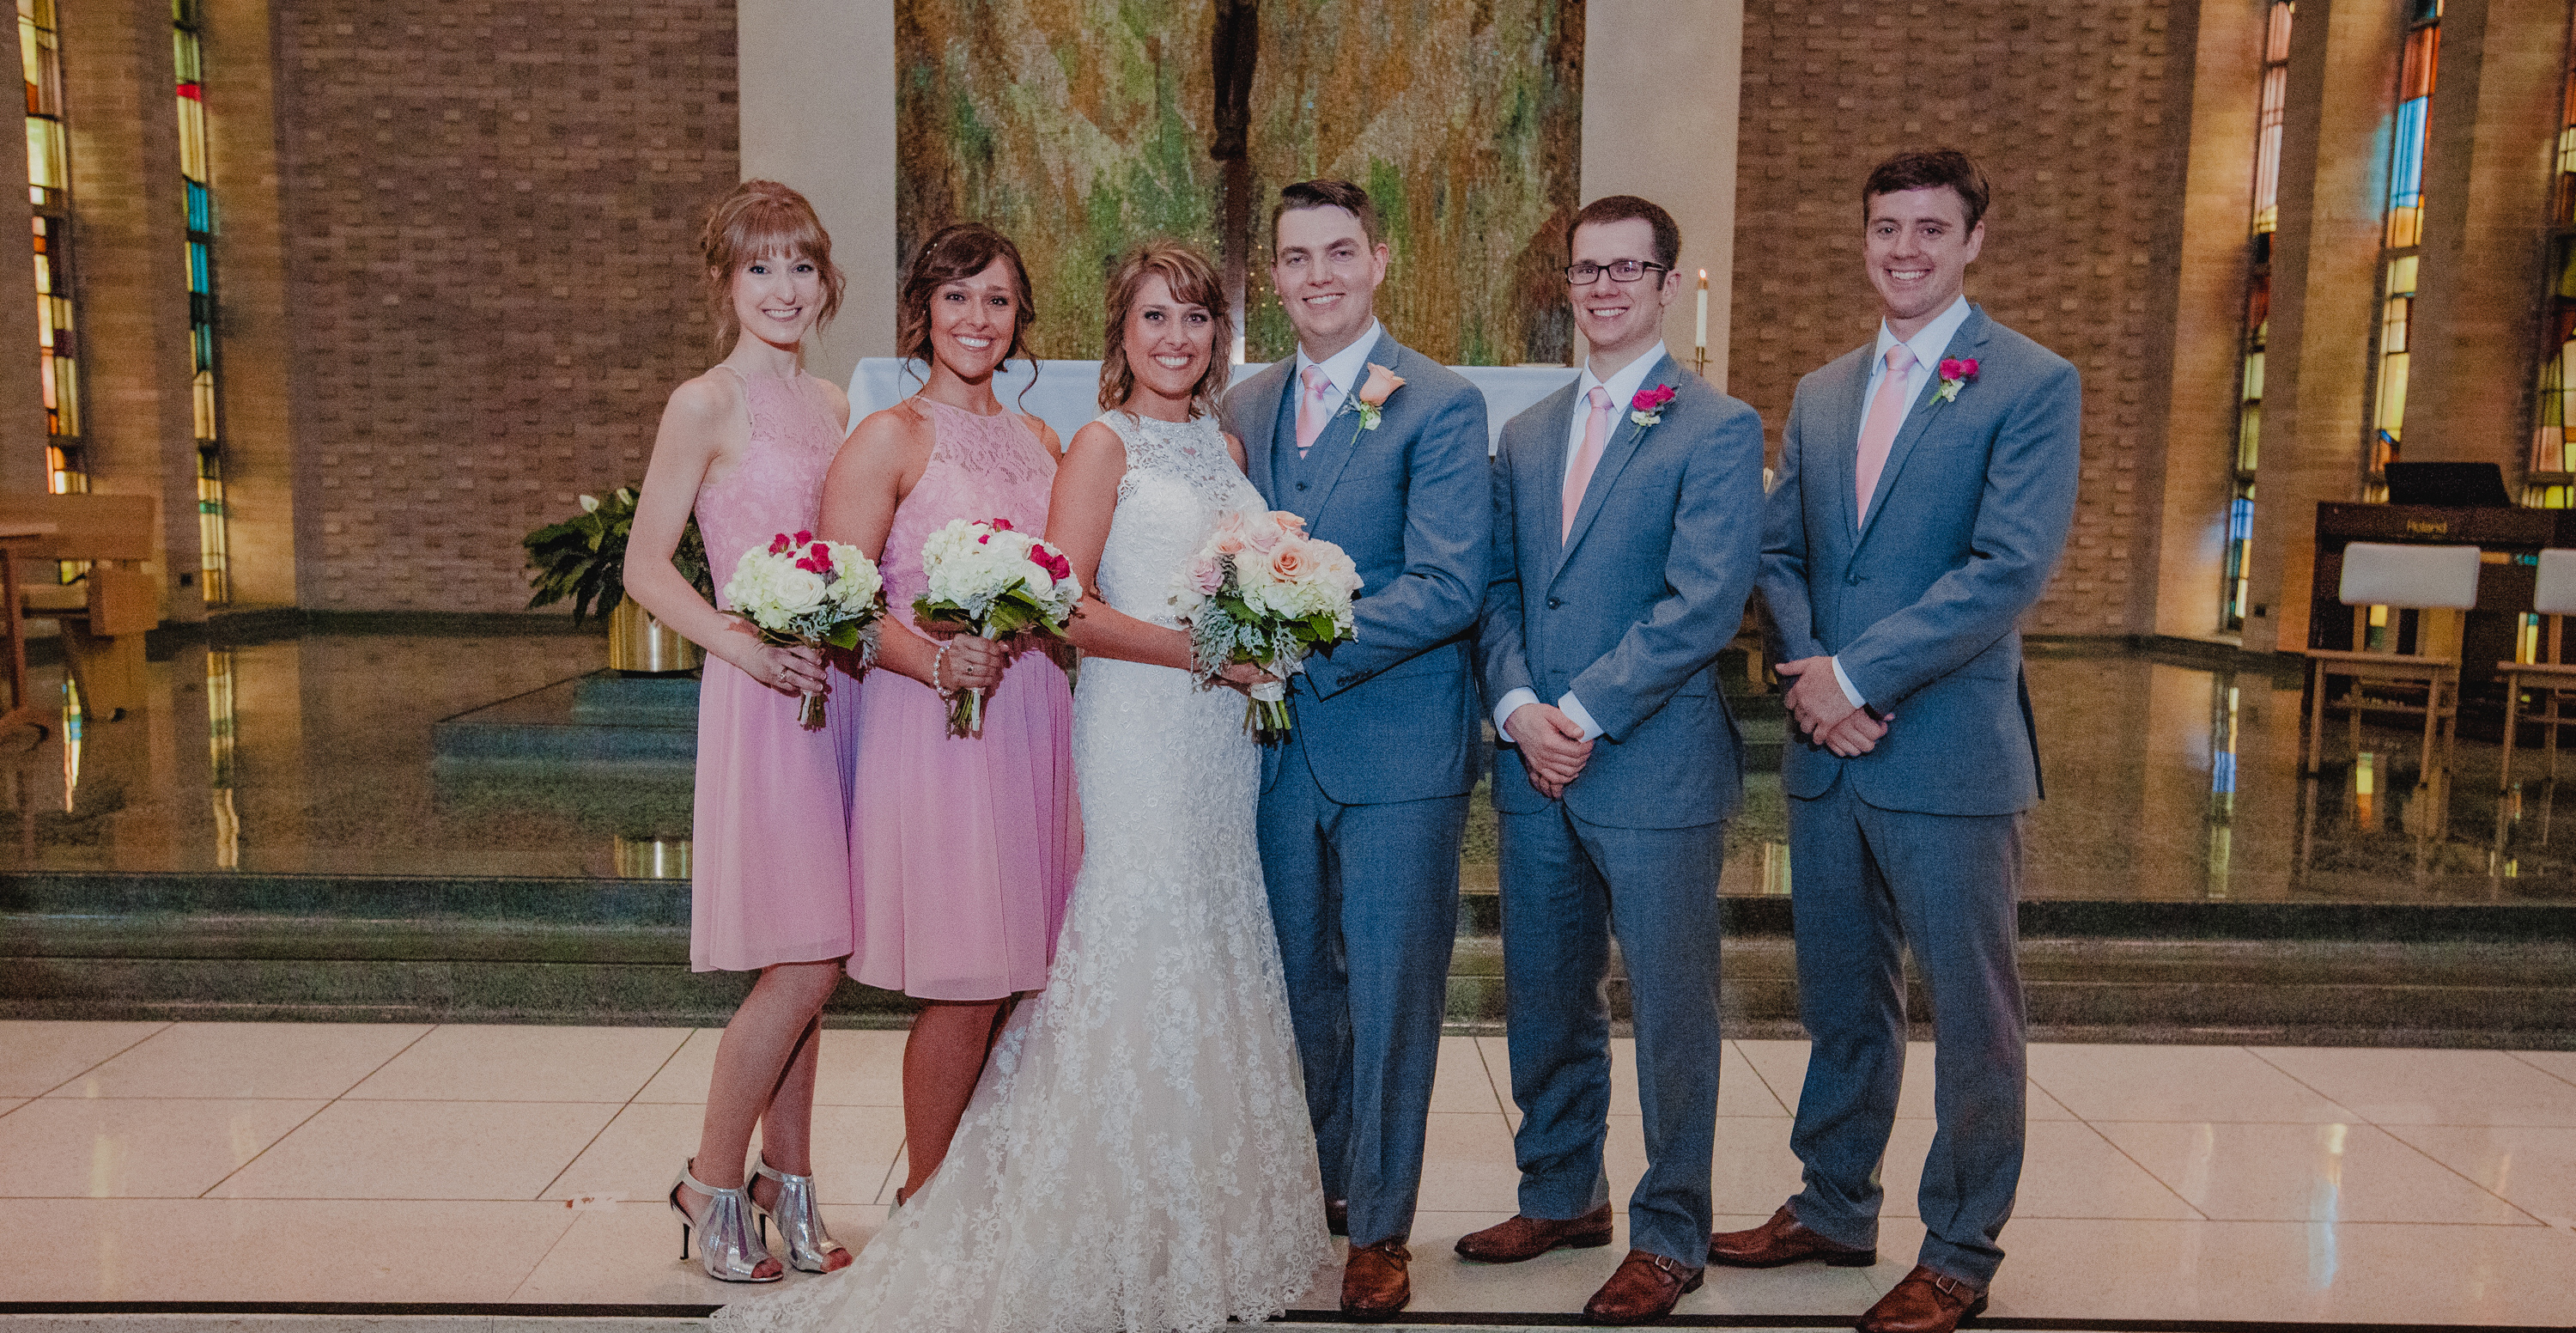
[1504,703,1591,800]
[1776,656,1892,758]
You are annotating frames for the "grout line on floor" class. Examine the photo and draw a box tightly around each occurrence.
[2056,1117,2211,1224]
[192,1022,442,1200]
[1726,1039,1792,1117]
[2506,1050,2576,1091]
[26,1020,174,1100]
[532,1026,699,1204]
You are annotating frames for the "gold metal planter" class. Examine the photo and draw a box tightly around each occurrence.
[608,597,703,675]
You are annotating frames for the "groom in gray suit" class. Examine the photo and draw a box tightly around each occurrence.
[1466,195,1764,1324]
[1732,149,2078,1333]
[1220,179,1491,1321]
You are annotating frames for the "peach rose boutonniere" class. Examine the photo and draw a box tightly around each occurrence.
[1932,357,1979,405]
[1349,362,1405,431]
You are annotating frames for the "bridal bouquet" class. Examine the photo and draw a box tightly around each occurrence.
[913,517,1083,737]
[1168,508,1363,739]
[722,531,886,730]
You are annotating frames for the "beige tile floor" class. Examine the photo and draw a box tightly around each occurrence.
[0,1021,2570,1325]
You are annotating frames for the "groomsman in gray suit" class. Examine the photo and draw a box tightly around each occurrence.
[1464,195,1765,1324]
[1731,149,2078,1333]
[1220,179,1491,1321]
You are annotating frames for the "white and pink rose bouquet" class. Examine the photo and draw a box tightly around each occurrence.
[721,530,886,730]
[912,517,1083,737]
[1168,508,1363,739]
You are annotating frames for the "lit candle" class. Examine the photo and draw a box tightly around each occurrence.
[1694,270,1709,352]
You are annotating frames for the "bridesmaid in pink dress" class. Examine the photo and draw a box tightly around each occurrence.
[626,180,857,1282]
[821,222,1080,1203]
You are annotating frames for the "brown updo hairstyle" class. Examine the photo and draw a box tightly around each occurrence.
[699,180,846,350]
[896,223,1039,373]
[1097,240,1232,418]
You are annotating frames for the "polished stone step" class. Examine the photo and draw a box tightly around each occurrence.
[6,873,2569,1045]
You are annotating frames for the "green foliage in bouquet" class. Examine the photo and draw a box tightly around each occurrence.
[911,586,1073,641]
[522,486,714,624]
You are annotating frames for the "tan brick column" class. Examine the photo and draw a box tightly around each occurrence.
[2240,0,2400,654]
[61,0,201,621]
[201,0,296,606]
[2154,0,2267,642]
[2404,0,2567,483]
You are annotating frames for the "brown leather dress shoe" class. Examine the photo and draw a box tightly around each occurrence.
[1708,1203,1878,1269]
[1340,1239,1411,1321]
[1582,1248,1704,1324]
[1858,1265,1988,1333]
[1325,1197,1348,1237]
[1455,1202,1616,1263]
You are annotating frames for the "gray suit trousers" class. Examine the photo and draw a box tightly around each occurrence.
[1785,772,2026,1287]
[1496,801,1723,1266]
[1259,730,1466,1249]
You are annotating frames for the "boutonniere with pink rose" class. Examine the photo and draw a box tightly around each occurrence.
[1628,383,1677,428]
[1932,357,1980,405]
[1345,362,1404,431]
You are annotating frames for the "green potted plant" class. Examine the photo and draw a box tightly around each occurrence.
[523,485,713,674]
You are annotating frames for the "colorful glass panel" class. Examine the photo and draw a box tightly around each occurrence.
[174,0,225,600]
[20,0,76,491]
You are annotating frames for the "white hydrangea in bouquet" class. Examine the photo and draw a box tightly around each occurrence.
[913,517,1083,737]
[1167,508,1362,739]
[721,529,885,731]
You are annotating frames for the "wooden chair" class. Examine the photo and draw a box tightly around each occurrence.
[0,493,161,720]
[2497,548,2576,791]
[2303,540,2481,784]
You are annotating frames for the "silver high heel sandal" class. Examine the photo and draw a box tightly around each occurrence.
[668,1160,781,1282]
[751,1156,850,1273]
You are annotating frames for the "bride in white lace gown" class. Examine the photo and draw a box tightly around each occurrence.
[711,247,1328,1333]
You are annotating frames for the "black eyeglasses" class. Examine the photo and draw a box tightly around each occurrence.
[1563,259,1669,285]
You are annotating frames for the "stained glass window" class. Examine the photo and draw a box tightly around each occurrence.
[2366,2,2440,496]
[174,0,224,602]
[2224,2,2293,632]
[2531,9,2576,497]
[20,0,79,493]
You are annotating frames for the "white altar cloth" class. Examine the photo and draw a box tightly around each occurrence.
[849,358,1578,456]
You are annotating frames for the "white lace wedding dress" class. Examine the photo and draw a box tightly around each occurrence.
[711,409,1329,1333]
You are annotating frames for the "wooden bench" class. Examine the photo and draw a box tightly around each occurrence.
[0,494,159,722]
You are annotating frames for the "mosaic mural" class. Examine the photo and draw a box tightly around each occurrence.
[896,0,1582,365]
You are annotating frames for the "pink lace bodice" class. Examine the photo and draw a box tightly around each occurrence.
[693,367,847,611]
[880,398,1059,612]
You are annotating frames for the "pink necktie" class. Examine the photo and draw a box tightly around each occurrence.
[1295,365,1333,457]
[1854,344,1916,523]
[1562,386,1613,542]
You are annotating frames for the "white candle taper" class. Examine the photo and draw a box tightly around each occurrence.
[1694,270,1709,351]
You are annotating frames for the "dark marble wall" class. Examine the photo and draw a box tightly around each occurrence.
[896,0,1583,365]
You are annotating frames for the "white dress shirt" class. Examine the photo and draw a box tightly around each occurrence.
[1831,296,1972,710]
[1493,342,1670,744]
[1290,319,1387,424]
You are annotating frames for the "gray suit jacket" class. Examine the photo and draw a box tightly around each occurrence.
[1479,355,1766,829]
[1221,330,1491,806]
[1757,305,2081,817]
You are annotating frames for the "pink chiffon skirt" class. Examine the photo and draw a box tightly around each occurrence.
[690,656,863,972]
[848,652,1079,1001]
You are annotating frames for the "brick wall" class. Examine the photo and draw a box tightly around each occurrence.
[1730,0,2193,636]
[274,0,738,610]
